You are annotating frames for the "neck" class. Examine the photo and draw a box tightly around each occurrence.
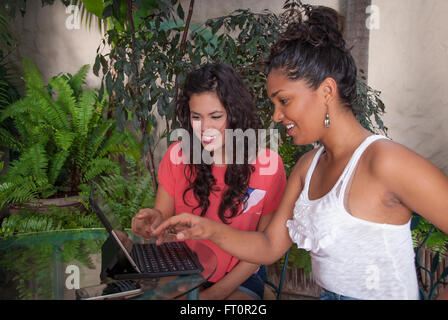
[319,110,372,161]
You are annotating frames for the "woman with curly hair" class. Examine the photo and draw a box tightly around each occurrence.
[153,6,448,300]
[132,62,287,300]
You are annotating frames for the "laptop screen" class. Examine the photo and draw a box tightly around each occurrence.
[89,187,142,274]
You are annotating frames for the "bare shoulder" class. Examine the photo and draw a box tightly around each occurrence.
[364,138,438,176]
[363,138,447,191]
[363,138,448,233]
[289,147,320,184]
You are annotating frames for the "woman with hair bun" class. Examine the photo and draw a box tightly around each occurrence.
[132,62,287,300]
[153,6,448,300]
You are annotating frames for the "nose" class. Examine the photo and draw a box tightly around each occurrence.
[200,118,213,133]
[272,104,284,123]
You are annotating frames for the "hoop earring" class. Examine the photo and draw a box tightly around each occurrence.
[324,105,330,128]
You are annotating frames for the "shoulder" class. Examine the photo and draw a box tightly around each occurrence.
[254,147,283,163]
[252,147,284,173]
[289,147,321,182]
[161,141,185,166]
[166,141,182,156]
[158,141,187,177]
[249,148,286,188]
[363,137,441,185]
[364,138,422,171]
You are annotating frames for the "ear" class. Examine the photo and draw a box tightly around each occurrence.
[319,77,338,105]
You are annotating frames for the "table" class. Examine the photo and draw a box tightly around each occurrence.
[0,229,217,300]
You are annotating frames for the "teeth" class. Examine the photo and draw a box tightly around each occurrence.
[203,136,215,142]
[286,124,295,130]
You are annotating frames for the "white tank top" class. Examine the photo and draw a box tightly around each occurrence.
[286,135,420,300]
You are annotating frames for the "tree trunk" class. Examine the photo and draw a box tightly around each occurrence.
[339,0,372,80]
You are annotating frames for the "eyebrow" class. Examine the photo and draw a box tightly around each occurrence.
[270,89,284,99]
[191,111,224,116]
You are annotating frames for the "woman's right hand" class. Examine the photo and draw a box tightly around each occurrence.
[152,213,220,245]
[131,208,163,240]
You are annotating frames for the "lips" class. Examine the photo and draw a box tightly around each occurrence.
[202,135,216,144]
[285,123,295,135]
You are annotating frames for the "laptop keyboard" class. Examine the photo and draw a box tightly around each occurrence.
[131,241,203,276]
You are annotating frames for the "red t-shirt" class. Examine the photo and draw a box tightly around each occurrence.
[158,142,287,282]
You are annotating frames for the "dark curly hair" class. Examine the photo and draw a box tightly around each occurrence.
[267,5,360,114]
[175,62,263,224]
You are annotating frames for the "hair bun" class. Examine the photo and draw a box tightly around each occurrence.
[280,6,346,51]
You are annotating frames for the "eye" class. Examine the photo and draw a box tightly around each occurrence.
[191,115,201,120]
[211,115,223,119]
[279,98,289,106]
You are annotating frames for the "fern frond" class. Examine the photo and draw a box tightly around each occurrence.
[48,150,70,185]
[96,128,125,157]
[98,174,128,199]
[74,89,96,136]
[68,64,90,97]
[84,119,114,159]
[22,57,45,93]
[118,129,143,166]
[54,130,76,151]
[0,81,9,106]
[0,97,39,123]
[82,158,120,183]
[33,87,71,131]
[49,76,76,116]
[91,170,156,228]
[0,214,62,238]
[129,173,154,210]
[2,143,48,180]
[0,126,22,151]
[23,143,49,178]
[0,180,38,208]
[19,58,71,131]
[0,175,56,208]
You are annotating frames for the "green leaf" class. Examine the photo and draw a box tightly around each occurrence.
[75,89,96,136]
[176,3,184,20]
[83,0,105,18]
[93,55,101,76]
[48,150,69,185]
[49,76,76,115]
[102,4,114,19]
[68,64,90,96]
[54,130,76,151]
[22,57,45,92]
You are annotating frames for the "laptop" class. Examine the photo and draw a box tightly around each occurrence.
[89,188,204,280]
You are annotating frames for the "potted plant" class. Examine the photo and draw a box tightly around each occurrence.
[0,57,127,212]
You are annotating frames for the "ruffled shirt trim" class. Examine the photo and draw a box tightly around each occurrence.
[286,199,338,253]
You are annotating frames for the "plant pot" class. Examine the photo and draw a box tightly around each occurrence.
[8,196,84,215]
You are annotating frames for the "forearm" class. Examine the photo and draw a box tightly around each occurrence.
[207,222,280,265]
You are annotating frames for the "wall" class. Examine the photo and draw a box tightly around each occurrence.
[368,0,448,174]
[8,0,448,174]
[10,0,104,88]
[179,0,339,22]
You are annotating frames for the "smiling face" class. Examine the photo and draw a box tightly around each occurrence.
[267,69,327,145]
[189,91,228,153]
